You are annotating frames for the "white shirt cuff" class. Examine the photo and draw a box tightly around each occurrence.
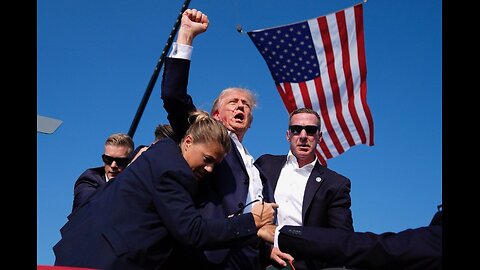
[169,42,193,60]
[274,225,284,248]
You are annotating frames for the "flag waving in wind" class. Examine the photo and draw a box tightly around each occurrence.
[247,3,374,165]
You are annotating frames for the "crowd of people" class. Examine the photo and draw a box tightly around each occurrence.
[53,8,442,270]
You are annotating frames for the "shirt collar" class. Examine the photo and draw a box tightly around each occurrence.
[286,150,317,169]
[230,131,251,156]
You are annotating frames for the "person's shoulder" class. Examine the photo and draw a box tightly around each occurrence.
[142,138,184,165]
[79,166,104,177]
[256,154,285,163]
[149,137,177,151]
[129,144,149,160]
[74,167,105,187]
[316,163,350,184]
[429,209,442,226]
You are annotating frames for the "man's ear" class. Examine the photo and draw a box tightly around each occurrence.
[212,110,220,120]
[286,130,291,142]
[317,132,323,145]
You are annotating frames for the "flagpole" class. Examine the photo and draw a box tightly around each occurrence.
[127,0,192,138]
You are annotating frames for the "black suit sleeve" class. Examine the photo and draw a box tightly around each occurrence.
[72,170,104,212]
[161,57,196,143]
[279,224,442,270]
[327,177,353,231]
[153,169,259,249]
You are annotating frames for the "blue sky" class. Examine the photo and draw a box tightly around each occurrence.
[37,0,442,265]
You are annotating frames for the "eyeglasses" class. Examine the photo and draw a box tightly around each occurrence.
[101,154,130,167]
[288,125,319,136]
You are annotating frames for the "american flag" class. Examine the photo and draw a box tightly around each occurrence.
[247,3,374,165]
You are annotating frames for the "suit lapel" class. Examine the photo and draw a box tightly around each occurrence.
[302,162,326,221]
[224,139,250,207]
[100,173,107,184]
[270,156,287,192]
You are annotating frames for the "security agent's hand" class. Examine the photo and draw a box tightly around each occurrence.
[177,8,209,46]
[258,223,295,267]
[257,223,276,243]
[251,202,278,229]
[270,247,295,268]
[129,146,149,165]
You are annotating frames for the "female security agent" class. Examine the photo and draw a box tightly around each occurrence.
[53,110,278,270]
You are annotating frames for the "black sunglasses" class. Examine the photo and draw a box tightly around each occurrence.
[289,125,319,136]
[102,154,130,167]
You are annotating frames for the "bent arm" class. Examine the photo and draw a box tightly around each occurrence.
[154,171,259,249]
[279,225,442,270]
[72,177,101,212]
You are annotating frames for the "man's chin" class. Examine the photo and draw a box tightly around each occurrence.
[296,150,313,158]
[230,123,248,132]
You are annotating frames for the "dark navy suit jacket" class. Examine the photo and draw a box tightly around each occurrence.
[72,166,106,212]
[255,154,353,229]
[53,139,259,270]
[255,154,353,269]
[278,210,442,270]
[161,57,274,269]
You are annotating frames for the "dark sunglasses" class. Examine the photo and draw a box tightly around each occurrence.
[102,154,130,167]
[289,125,319,136]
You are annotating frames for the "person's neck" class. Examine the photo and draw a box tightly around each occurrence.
[230,130,246,143]
[296,155,315,168]
[235,132,245,142]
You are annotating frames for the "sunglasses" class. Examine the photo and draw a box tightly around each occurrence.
[101,154,130,167]
[289,125,319,136]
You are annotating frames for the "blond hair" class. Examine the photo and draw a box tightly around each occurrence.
[105,133,134,154]
[181,110,231,153]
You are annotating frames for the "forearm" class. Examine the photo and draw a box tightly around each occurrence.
[278,225,442,270]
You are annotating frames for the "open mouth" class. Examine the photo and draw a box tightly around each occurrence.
[234,113,245,122]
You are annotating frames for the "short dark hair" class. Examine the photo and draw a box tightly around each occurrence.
[154,124,174,142]
[288,108,321,129]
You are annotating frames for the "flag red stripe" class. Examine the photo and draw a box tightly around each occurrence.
[319,139,333,159]
[315,148,327,165]
[299,82,313,108]
[313,77,344,155]
[316,16,356,147]
[354,4,375,146]
[276,84,297,112]
[336,10,368,145]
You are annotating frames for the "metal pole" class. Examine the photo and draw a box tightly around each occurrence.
[128,0,192,138]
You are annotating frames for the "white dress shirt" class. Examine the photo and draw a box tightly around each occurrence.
[274,150,316,247]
